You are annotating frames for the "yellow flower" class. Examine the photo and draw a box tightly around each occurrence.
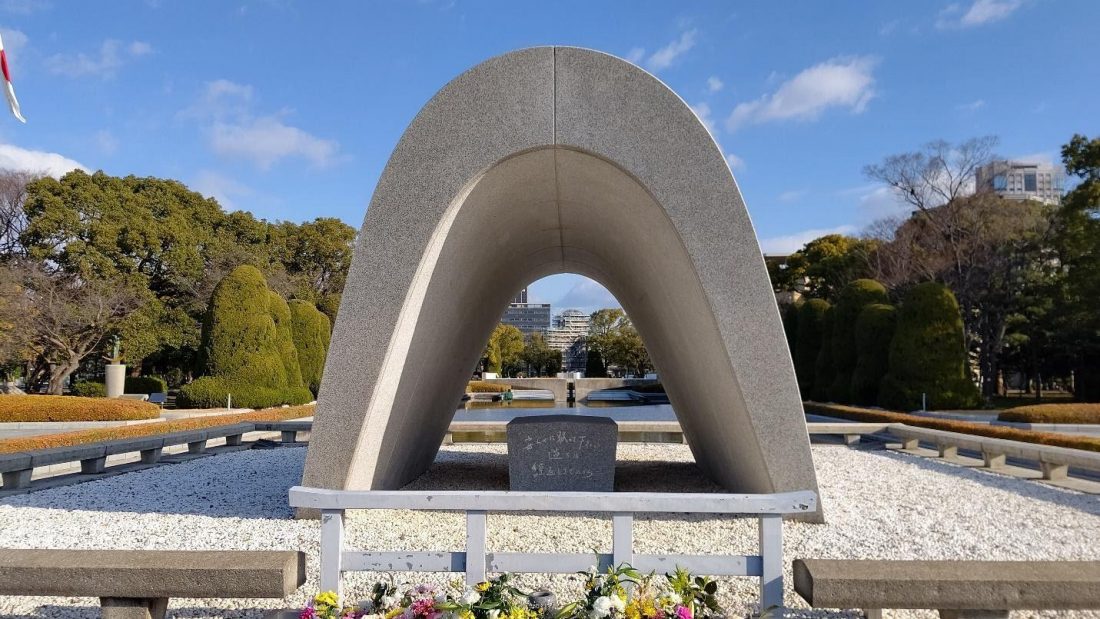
[477,582,491,592]
[314,591,339,608]
[459,611,474,619]
[385,607,405,619]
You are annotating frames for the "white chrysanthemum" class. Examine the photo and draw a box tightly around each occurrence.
[610,595,626,612]
[488,609,501,619]
[592,596,614,617]
[382,596,398,609]
[461,590,480,605]
[665,593,682,606]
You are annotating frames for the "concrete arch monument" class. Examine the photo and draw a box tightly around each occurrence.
[302,47,821,517]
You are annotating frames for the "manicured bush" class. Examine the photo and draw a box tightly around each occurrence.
[289,299,332,396]
[794,299,830,397]
[828,280,888,403]
[586,349,607,378]
[998,403,1100,424]
[192,266,313,408]
[850,303,897,406]
[804,402,1100,453]
[177,376,312,409]
[0,395,159,422]
[268,290,309,395]
[0,404,314,453]
[812,308,836,401]
[71,381,107,398]
[782,301,801,360]
[467,381,510,393]
[879,282,981,411]
[125,375,168,394]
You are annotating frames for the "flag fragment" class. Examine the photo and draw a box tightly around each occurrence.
[0,32,26,123]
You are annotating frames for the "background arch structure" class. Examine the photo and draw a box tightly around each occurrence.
[303,47,821,519]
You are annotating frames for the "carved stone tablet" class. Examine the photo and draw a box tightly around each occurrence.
[506,414,617,491]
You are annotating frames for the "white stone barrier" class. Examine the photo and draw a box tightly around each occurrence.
[288,487,818,612]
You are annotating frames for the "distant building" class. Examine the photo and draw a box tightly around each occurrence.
[501,287,550,335]
[546,309,590,372]
[976,160,1064,205]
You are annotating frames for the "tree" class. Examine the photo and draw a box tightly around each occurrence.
[522,332,562,377]
[812,308,836,401]
[770,235,877,301]
[585,348,607,378]
[781,301,800,361]
[485,323,524,376]
[794,299,829,396]
[828,279,889,402]
[864,136,998,213]
[0,169,37,260]
[604,322,652,377]
[21,267,142,394]
[277,217,356,303]
[289,299,332,396]
[851,303,897,406]
[1054,134,1100,400]
[879,282,980,411]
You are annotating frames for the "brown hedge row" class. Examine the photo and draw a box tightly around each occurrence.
[0,395,160,422]
[0,404,315,454]
[804,401,1100,453]
[998,403,1100,424]
[467,381,510,393]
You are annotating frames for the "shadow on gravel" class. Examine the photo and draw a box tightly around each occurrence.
[869,447,1100,517]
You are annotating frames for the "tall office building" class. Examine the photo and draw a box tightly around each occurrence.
[546,309,590,372]
[501,287,550,335]
[976,160,1064,205]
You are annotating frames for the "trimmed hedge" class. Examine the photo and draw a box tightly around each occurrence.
[468,381,510,393]
[782,301,801,360]
[794,299,830,396]
[125,375,168,394]
[289,299,331,396]
[268,290,309,395]
[805,401,1100,453]
[998,403,1100,424]
[850,303,897,406]
[71,381,107,398]
[879,282,980,411]
[812,308,836,402]
[0,395,159,422]
[177,376,312,409]
[0,404,314,454]
[828,279,889,403]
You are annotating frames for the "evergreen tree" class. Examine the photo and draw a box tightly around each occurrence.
[850,303,897,406]
[828,279,889,402]
[794,299,830,397]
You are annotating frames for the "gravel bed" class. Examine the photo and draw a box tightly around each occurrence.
[1,443,1098,618]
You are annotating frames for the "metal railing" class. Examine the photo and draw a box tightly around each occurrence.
[288,487,818,611]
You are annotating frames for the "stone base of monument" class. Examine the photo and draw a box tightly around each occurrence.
[506,414,617,491]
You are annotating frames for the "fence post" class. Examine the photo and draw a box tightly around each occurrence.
[466,511,487,585]
[758,515,783,614]
[320,509,345,602]
[612,513,633,566]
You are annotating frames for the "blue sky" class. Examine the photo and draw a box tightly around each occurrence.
[0,0,1096,315]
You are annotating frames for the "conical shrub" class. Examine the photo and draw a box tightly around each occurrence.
[813,308,836,401]
[828,279,889,403]
[850,303,897,406]
[289,299,332,396]
[794,299,830,397]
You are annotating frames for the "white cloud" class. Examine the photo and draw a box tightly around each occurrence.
[845,184,908,220]
[956,99,985,112]
[45,39,153,77]
[726,56,878,131]
[94,130,118,155]
[777,189,808,203]
[760,225,857,254]
[0,143,87,177]
[937,0,1022,29]
[707,76,724,92]
[879,19,901,36]
[624,47,645,65]
[0,27,28,55]
[644,29,696,72]
[1013,151,1057,167]
[0,0,50,14]
[192,170,254,210]
[182,79,341,170]
[725,152,745,171]
[210,116,339,169]
[689,102,715,132]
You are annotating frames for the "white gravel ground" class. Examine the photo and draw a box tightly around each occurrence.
[1,443,1098,618]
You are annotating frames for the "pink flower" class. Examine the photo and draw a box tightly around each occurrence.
[412,598,436,617]
[299,607,317,619]
[674,605,692,619]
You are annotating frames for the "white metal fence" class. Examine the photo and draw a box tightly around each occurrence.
[288,487,818,611]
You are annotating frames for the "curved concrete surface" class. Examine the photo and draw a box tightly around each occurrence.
[302,47,821,519]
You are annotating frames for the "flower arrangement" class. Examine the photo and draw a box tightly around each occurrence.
[298,567,725,619]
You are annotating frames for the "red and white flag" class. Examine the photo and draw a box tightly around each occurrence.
[0,32,26,123]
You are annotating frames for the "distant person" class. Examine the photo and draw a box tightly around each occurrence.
[503,388,514,404]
